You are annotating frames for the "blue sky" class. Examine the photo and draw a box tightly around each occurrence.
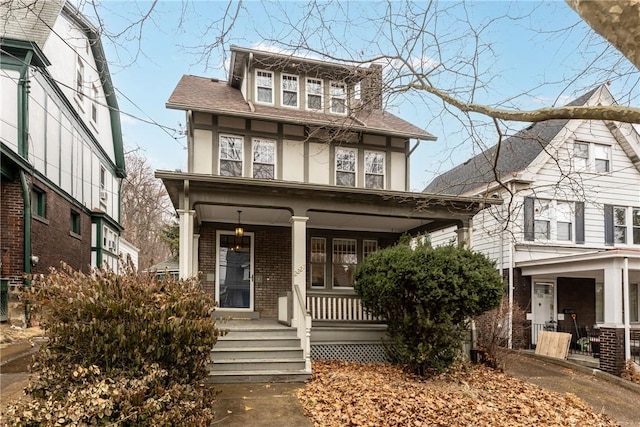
[85,1,639,191]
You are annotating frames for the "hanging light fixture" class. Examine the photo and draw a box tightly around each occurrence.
[235,210,244,238]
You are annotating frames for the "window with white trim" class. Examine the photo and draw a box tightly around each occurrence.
[252,138,276,179]
[310,237,326,288]
[76,55,84,101]
[572,141,611,173]
[330,81,346,114]
[332,238,357,288]
[335,147,357,187]
[556,202,573,241]
[614,207,627,244]
[306,78,323,110]
[91,83,98,124]
[219,135,244,176]
[634,209,640,245]
[281,74,298,107]
[364,151,385,189]
[256,70,273,104]
[534,199,551,240]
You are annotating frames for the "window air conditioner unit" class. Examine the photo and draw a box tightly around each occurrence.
[100,190,108,201]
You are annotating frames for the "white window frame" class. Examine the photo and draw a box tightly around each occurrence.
[633,208,640,245]
[306,78,323,111]
[76,55,85,102]
[219,134,244,177]
[330,81,347,114]
[533,199,551,240]
[572,141,611,173]
[532,199,575,243]
[251,138,276,179]
[91,83,99,125]
[255,70,274,105]
[335,147,357,187]
[364,151,385,189]
[281,74,298,108]
[614,206,627,244]
[310,237,327,288]
[556,201,573,242]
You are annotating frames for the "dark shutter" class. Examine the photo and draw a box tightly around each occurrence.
[575,202,585,244]
[604,204,614,246]
[524,197,534,241]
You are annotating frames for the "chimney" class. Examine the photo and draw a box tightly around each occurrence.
[361,64,383,110]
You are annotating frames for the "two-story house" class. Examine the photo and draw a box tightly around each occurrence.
[0,0,126,322]
[425,85,640,376]
[158,45,497,381]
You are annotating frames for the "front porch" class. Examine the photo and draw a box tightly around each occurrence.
[518,250,640,375]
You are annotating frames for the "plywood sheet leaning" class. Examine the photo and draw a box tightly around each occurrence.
[534,331,572,359]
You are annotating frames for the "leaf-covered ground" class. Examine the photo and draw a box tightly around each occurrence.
[297,361,617,427]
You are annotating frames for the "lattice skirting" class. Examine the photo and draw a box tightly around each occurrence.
[311,343,387,363]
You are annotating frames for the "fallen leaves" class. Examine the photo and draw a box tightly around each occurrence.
[297,361,617,427]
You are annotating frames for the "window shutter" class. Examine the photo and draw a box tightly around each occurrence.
[524,197,534,241]
[575,202,585,244]
[604,204,614,246]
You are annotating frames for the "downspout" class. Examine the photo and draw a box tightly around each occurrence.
[507,183,514,349]
[623,257,631,361]
[18,51,33,285]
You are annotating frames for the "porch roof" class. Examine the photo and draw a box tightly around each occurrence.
[518,249,640,277]
[157,170,499,233]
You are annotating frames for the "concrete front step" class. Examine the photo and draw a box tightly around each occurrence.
[208,369,311,384]
[212,358,306,372]
[215,337,301,349]
[218,329,298,339]
[213,347,303,360]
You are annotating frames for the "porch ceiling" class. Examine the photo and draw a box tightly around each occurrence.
[157,171,498,233]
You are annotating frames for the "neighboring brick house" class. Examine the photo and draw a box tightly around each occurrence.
[425,85,640,376]
[158,45,496,371]
[0,0,126,321]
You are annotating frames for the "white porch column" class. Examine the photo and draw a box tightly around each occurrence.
[290,216,309,320]
[177,209,195,278]
[192,234,200,276]
[603,260,624,326]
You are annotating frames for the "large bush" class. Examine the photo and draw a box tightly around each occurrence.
[354,243,503,374]
[6,264,223,425]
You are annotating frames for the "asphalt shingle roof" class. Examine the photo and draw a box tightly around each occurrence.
[167,75,434,140]
[423,88,599,195]
[0,0,63,48]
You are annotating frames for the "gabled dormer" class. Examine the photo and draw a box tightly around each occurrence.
[228,45,382,116]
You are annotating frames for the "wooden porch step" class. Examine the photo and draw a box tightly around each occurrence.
[207,369,311,384]
[212,358,306,372]
[212,347,303,359]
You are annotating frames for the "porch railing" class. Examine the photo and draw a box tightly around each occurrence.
[306,292,382,322]
[293,285,312,373]
[632,330,640,365]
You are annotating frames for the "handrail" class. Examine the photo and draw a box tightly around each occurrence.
[293,284,312,373]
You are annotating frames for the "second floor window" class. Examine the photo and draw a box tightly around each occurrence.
[604,205,640,246]
[307,78,323,110]
[220,135,244,176]
[614,207,627,243]
[281,74,298,107]
[256,70,273,104]
[76,55,84,101]
[573,141,611,173]
[524,197,584,243]
[252,138,275,179]
[91,84,99,124]
[336,147,356,187]
[364,151,385,189]
[330,82,346,114]
[634,209,640,245]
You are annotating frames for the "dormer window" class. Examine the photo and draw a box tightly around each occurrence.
[306,78,323,111]
[256,70,274,104]
[281,74,298,108]
[330,82,346,114]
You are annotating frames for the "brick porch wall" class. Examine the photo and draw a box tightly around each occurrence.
[1,176,25,289]
[599,328,625,375]
[198,222,291,318]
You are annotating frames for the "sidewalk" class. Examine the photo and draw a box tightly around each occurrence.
[505,352,640,427]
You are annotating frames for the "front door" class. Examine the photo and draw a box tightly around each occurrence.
[216,231,254,311]
[533,282,555,344]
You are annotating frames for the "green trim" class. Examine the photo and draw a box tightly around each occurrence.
[93,217,103,266]
[19,171,31,283]
[0,38,51,68]
[17,50,33,157]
